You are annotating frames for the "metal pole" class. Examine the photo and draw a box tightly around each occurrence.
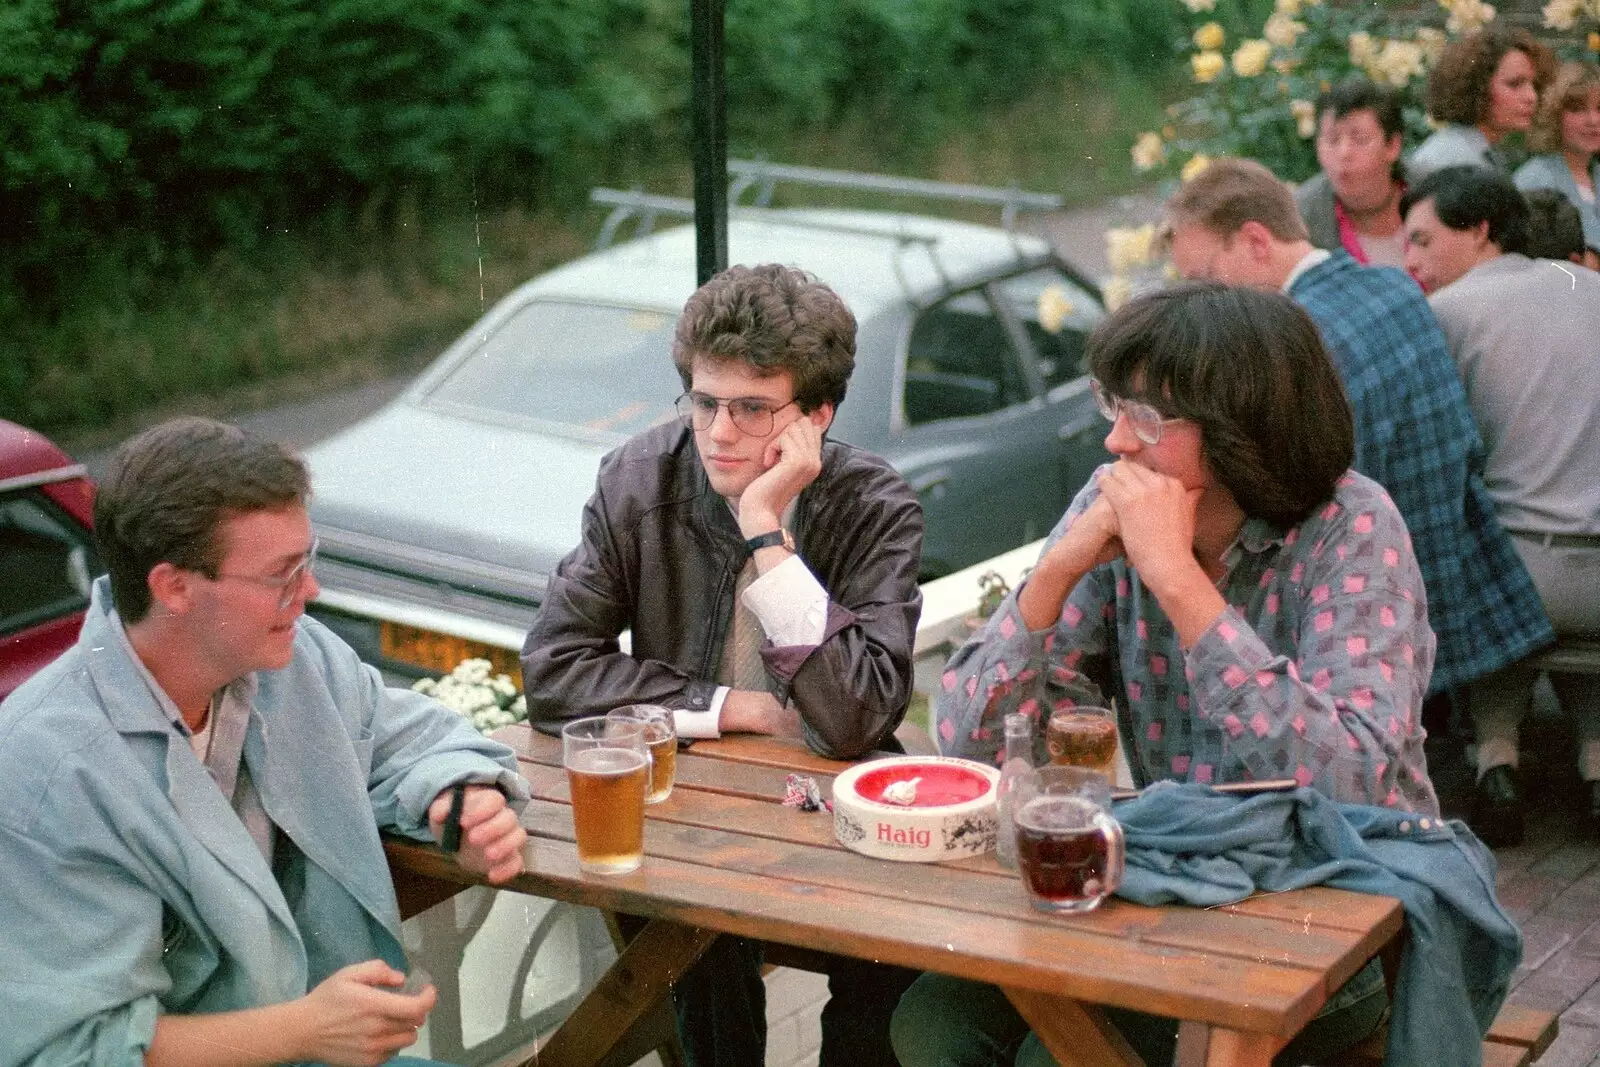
[689,0,728,284]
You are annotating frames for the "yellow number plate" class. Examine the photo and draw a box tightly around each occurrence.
[379,621,523,690]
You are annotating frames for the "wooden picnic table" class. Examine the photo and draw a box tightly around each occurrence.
[385,723,1405,1067]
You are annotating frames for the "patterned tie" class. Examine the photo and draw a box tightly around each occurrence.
[717,557,776,693]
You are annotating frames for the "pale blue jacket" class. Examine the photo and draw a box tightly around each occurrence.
[1113,783,1521,1067]
[0,580,529,1065]
[1514,153,1600,249]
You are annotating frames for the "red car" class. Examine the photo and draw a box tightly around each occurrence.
[0,419,100,699]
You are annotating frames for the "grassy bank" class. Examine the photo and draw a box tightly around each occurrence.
[16,68,1177,450]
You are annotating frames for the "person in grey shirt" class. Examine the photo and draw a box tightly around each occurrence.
[1402,165,1600,846]
[1410,27,1555,179]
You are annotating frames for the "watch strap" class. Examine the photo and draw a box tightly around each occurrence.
[744,528,794,553]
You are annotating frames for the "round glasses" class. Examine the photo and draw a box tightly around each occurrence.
[214,537,319,610]
[675,392,797,437]
[1088,380,1186,446]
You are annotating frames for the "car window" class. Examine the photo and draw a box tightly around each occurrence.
[0,491,100,636]
[424,301,683,435]
[993,269,1105,391]
[903,289,1031,426]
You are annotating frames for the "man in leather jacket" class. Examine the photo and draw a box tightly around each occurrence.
[522,263,924,1067]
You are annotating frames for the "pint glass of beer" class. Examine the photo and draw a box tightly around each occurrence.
[562,716,650,875]
[1013,766,1124,914]
[1045,705,1118,778]
[607,705,678,804]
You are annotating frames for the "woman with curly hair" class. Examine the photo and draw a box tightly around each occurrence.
[1410,26,1557,178]
[1514,61,1600,251]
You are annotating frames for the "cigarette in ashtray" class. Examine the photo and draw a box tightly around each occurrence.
[880,777,922,806]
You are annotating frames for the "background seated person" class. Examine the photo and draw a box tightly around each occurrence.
[1514,61,1600,253]
[1523,186,1594,266]
[897,283,1436,1067]
[1410,26,1555,178]
[0,417,529,1066]
[1402,166,1600,844]
[1297,77,1412,267]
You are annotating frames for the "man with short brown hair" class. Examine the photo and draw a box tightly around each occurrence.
[1163,159,1553,741]
[0,416,530,1065]
[523,263,924,1067]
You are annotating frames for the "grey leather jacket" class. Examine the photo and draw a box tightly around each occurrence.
[522,421,924,758]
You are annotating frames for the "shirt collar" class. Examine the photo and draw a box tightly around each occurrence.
[1282,248,1332,292]
[106,609,258,735]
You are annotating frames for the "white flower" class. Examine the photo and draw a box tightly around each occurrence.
[1106,225,1157,275]
[1374,40,1426,88]
[1181,0,1218,11]
[1543,0,1582,29]
[1443,0,1496,35]
[412,657,529,734]
[1348,31,1376,68]
[1192,50,1226,83]
[1291,99,1318,138]
[1264,13,1307,47]
[1131,131,1167,171]
[1415,27,1448,64]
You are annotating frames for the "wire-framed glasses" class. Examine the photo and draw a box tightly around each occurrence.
[1089,379,1186,446]
[215,537,319,610]
[674,392,798,437]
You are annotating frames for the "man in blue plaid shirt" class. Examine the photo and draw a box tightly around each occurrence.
[1161,159,1554,845]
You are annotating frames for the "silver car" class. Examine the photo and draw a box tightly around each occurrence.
[305,183,1110,680]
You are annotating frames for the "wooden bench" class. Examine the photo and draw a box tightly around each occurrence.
[1527,636,1600,676]
[1326,1002,1559,1066]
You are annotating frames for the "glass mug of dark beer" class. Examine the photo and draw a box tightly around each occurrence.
[1013,766,1125,914]
[1044,704,1118,778]
[562,716,650,875]
[607,705,678,804]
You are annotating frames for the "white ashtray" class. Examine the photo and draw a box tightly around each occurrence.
[832,755,1000,862]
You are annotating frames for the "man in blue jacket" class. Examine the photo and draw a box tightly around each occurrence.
[0,417,531,1066]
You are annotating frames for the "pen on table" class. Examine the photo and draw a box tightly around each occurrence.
[440,783,467,852]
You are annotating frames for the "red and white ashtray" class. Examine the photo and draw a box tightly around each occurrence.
[832,755,1000,862]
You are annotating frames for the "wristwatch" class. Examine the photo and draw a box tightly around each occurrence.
[745,527,795,553]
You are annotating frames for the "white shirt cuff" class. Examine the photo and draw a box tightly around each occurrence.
[742,553,829,647]
[675,690,726,739]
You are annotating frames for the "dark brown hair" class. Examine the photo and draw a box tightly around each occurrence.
[1425,27,1556,127]
[1087,283,1354,528]
[1400,165,1531,254]
[1161,158,1310,244]
[1530,61,1600,154]
[94,417,310,622]
[671,263,856,411]
[1523,188,1585,260]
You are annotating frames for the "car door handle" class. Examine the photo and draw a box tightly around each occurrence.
[1058,414,1100,440]
[909,470,951,498]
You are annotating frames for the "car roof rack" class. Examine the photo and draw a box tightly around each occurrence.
[727,159,1062,232]
[589,186,954,292]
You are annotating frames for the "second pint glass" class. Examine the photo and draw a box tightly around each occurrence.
[562,716,649,874]
[607,705,677,804]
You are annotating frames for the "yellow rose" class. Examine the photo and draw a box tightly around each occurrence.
[1180,0,1218,11]
[1264,13,1306,47]
[1037,285,1076,334]
[1376,40,1425,88]
[1103,275,1133,312]
[1415,27,1447,65]
[1106,224,1157,275]
[1192,50,1226,83]
[1291,99,1317,138]
[1348,31,1375,67]
[1445,0,1495,35]
[1231,39,1272,78]
[1591,31,1600,52]
[1193,22,1225,51]
[1131,132,1166,172]
[1275,0,1303,13]
[1181,154,1213,182]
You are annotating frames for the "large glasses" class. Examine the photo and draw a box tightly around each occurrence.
[1089,380,1185,446]
[215,537,319,610]
[675,392,798,437]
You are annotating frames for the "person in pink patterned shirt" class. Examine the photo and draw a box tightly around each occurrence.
[932,281,1441,817]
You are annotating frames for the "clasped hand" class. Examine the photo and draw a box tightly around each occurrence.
[426,784,527,884]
